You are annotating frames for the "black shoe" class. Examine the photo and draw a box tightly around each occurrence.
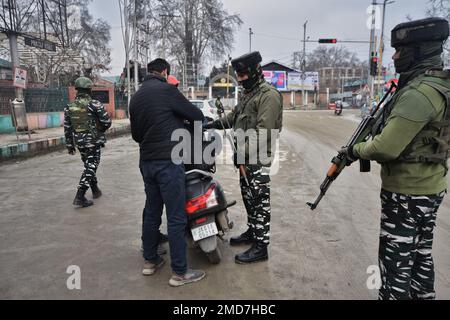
[235,243,268,264]
[159,232,169,244]
[230,229,254,246]
[90,183,102,199]
[73,188,94,208]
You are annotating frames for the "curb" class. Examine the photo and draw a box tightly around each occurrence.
[0,124,131,162]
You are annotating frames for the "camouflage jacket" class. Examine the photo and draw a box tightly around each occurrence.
[64,95,112,149]
[217,80,284,167]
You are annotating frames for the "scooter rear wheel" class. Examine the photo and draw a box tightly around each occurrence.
[206,247,222,265]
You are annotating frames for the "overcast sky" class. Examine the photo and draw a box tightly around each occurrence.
[89,0,433,76]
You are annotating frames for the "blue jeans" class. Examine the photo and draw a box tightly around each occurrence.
[140,160,187,276]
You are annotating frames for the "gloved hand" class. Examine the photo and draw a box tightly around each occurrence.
[339,146,357,165]
[203,117,217,130]
[68,147,76,155]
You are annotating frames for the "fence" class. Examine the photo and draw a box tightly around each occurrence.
[0,85,69,115]
[0,84,69,133]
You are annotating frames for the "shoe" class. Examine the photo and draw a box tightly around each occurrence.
[142,257,166,276]
[90,183,102,199]
[235,243,268,264]
[169,269,206,287]
[159,232,169,244]
[230,228,254,246]
[73,188,94,208]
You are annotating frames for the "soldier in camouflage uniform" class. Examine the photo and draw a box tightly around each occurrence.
[64,77,112,208]
[206,52,283,264]
[343,18,449,300]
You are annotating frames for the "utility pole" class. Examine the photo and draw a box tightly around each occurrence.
[133,0,139,93]
[41,0,47,40]
[249,28,254,52]
[119,0,132,107]
[302,20,308,107]
[368,0,377,105]
[144,4,150,66]
[226,56,232,99]
[377,0,395,95]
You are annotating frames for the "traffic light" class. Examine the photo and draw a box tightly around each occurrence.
[318,39,337,44]
[370,56,379,76]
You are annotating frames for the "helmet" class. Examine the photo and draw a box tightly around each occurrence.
[391,17,449,48]
[231,52,263,73]
[167,75,180,87]
[231,52,263,90]
[74,77,94,90]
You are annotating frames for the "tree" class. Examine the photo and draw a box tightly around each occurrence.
[426,0,449,67]
[143,0,242,87]
[306,46,363,71]
[0,0,112,85]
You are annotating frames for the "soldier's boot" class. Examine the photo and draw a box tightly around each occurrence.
[90,183,103,199]
[73,188,94,208]
[235,243,268,264]
[230,228,254,246]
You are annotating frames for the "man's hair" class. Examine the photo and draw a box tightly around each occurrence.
[147,59,171,75]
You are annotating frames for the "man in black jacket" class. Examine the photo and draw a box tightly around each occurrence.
[130,59,206,287]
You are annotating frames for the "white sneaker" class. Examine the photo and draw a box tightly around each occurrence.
[142,258,166,276]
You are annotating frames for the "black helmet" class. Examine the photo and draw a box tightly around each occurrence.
[231,52,263,90]
[391,17,449,48]
[231,52,263,73]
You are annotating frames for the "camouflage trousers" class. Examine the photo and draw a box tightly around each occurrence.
[378,189,446,300]
[240,165,271,245]
[77,146,102,190]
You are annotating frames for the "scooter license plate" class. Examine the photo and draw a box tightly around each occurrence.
[191,223,218,242]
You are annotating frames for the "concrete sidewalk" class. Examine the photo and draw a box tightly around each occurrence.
[0,119,131,161]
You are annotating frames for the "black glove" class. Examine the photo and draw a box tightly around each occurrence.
[339,146,357,165]
[203,118,217,130]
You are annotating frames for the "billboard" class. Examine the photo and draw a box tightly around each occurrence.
[288,72,319,91]
[263,71,287,91]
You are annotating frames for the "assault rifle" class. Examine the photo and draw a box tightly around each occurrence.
[307,82,398,211]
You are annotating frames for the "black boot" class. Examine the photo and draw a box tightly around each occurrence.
[230,228,254,246]
[235,243,268,264]
[90,183,102,199]
[73,188,94,208]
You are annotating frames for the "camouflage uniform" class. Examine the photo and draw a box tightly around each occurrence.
[352,18,449,300]
[64,94,112,190]
[240,165,271,245]
[379,190,445,300]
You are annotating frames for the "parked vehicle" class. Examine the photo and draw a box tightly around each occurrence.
[190,100,218,120]
[184,123,236,264]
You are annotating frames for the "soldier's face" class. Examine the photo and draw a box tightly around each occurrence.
[237,72,250,82]
[392,50,401,61]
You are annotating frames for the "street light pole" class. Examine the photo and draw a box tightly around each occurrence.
[249,28,254,52]
[377,0,395,95]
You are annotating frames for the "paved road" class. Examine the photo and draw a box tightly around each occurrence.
[1,110,449,300]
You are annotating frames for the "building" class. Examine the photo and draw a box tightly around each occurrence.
[318,67,366,94]
[262,61,319,108]
[0,58,12,81]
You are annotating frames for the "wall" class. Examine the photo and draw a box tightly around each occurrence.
[68,87,116,119]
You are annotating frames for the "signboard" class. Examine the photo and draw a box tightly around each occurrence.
[24,36,57,52]
[263,71,287,91]
[288,72,319,91]
[213,77,234,88]
[13,67,27,89]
